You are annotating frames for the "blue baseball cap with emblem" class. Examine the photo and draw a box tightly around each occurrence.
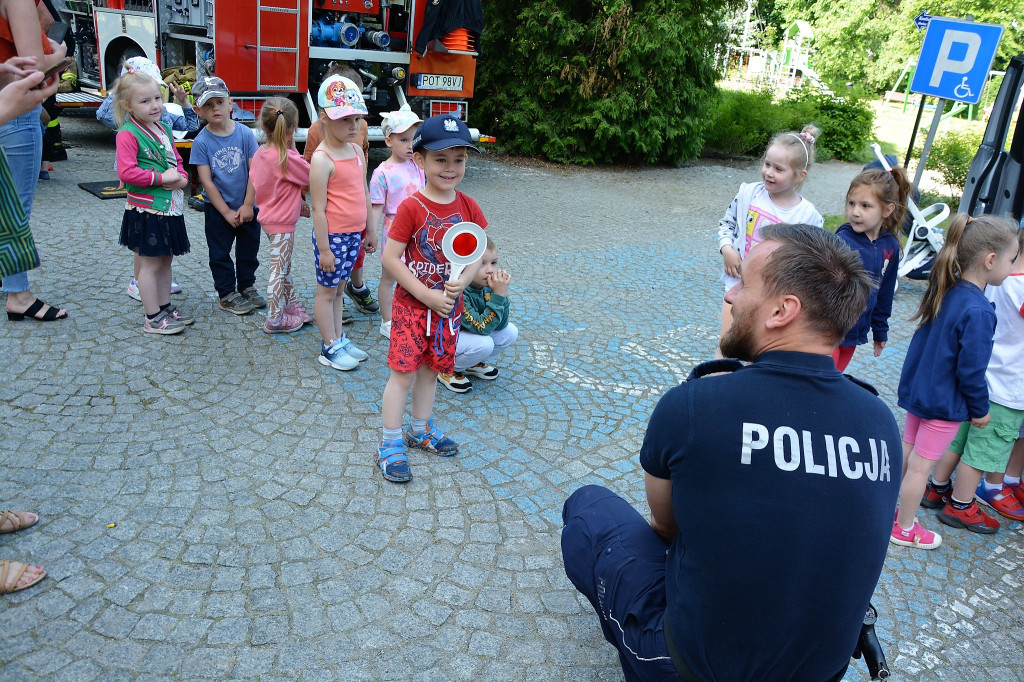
[413,114,480,152]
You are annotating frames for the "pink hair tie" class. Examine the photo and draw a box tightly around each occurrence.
[799,131,816,145]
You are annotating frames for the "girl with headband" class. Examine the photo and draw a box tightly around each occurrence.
[714,123,823,358]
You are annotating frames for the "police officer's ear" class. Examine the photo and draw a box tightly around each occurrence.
[764,293,802,329]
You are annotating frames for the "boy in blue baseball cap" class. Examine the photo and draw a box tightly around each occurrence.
[375,114,485,483]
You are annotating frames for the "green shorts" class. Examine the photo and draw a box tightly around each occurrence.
[948,402,1024,472]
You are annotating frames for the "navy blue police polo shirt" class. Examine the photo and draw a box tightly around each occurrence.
[640,350,901,681]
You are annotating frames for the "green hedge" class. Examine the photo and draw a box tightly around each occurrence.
[474,0,738,166]
[703,87,875,162]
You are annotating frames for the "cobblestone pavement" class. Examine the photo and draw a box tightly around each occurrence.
[2,111,1022,681]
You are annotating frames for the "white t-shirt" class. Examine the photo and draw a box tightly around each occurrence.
[984,273,1024,409]
[720,183,823,289]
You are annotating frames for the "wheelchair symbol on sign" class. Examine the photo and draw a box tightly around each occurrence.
[954,77,974,100]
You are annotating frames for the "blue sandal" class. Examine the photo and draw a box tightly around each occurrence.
[404,418,459,457]
[376,439,412,483]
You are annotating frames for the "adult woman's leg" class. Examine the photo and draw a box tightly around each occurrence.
[0,107,67,318]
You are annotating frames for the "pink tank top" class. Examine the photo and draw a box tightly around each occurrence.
[314,143,366,234]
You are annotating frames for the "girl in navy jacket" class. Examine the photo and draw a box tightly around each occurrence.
[833,166,913,371]
[892,214,1020,551]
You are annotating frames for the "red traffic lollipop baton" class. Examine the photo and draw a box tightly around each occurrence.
[441,222,487,289]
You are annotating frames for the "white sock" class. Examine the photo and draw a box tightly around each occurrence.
[983,479,1002,492]
[1005,475,1022,486]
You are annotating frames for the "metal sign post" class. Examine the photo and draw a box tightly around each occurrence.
[913,98,948,187]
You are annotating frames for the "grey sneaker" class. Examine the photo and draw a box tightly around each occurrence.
[240,286,267,309]
[143,309,186,335]
[219,292,256,315]
[166,305,195,325]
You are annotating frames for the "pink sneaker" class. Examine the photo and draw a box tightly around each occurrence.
[263,312,304,334]
[890,519,942,549]
[284,302,314,325]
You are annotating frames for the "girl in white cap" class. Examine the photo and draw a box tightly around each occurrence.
[370,104,423,339]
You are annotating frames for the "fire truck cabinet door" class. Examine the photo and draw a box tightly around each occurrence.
[95,9,158,91]
[214,0,309,92]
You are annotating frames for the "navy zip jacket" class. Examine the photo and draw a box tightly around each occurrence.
[897,281,996,421]
[836,224,900,347]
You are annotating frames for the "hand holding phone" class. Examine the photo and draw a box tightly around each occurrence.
[35,57,73,88]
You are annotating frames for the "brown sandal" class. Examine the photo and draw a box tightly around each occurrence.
[0,560,46,594]
[0,510,38,534]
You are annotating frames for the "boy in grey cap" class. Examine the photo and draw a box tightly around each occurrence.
[190,77,264,315]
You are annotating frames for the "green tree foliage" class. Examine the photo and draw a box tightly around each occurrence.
[474,0,740,165]
[703,87,874,161]
[764,0,1024,93]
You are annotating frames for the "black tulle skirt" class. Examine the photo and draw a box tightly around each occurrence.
[119,209,190,257]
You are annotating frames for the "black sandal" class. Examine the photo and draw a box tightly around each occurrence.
[6,299,69,322]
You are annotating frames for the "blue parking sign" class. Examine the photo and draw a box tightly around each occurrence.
[910,17,1003,104]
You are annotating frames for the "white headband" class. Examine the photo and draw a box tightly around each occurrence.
[787,132,815,170]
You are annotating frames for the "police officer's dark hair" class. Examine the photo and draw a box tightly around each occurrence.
[756,224,873,343]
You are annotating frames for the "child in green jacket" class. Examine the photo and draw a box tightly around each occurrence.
[437,237,518,393]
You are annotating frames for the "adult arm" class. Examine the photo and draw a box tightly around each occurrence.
[645,473,678,542]
[4,0,65,71]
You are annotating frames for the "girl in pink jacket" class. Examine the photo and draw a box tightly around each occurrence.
[250,99,311,333]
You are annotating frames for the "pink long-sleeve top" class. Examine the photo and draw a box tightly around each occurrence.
[115,129,186,193]
[250,146,311,234]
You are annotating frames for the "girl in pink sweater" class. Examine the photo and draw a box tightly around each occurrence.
[250,99,311,333]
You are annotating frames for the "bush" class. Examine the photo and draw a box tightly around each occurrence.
[922,130,983,201]
[702,87,874,162]
[783,88,875,161]
[702,89,811,157]
[474,0,739,165]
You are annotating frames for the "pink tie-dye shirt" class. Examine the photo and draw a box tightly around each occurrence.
[369,158,426,238]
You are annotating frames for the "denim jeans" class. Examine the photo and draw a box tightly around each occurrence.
[0,106,43,294]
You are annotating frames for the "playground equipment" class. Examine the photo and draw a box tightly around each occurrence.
[722,18,831,96]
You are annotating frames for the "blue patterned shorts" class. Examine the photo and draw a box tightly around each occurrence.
[312,231,361,288]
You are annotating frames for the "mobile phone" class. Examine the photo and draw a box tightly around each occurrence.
[46,21,69,46]
[35,57,74,87]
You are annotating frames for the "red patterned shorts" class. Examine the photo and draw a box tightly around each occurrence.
[388,298,459,374]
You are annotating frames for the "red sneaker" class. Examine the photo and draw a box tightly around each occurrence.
[1006,481,1024,507]
[920,482,949,509]
[975,483,1024,521]
[936,500,1000,534]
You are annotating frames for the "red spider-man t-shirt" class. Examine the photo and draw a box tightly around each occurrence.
[388,190,488,315]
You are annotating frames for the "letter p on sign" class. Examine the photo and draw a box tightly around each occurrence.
[929,30,980,87]
[910,17,1004,105]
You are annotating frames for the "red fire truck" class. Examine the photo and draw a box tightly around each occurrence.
[53,0,485,141]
